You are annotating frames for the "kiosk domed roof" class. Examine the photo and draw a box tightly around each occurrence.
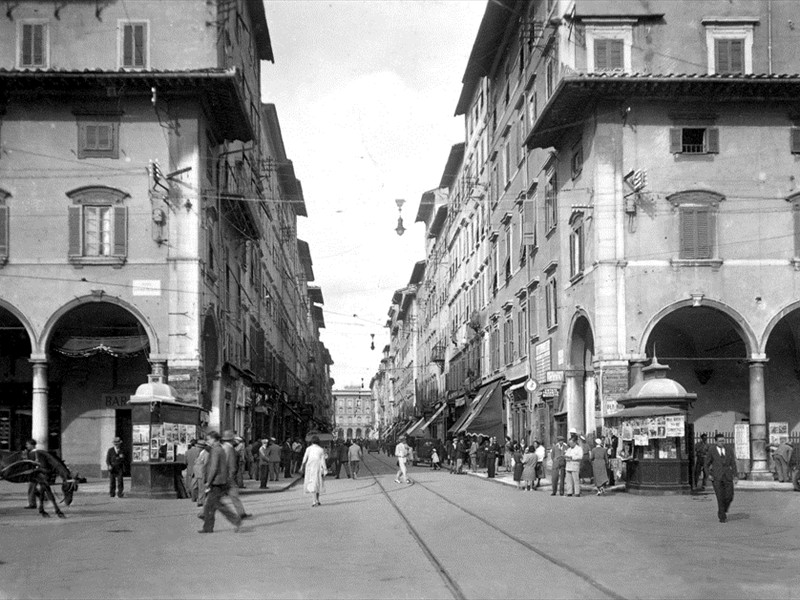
[619,356,696,407]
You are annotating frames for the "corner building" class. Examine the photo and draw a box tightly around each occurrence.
[0,0,332,476]
[411,0,800,479]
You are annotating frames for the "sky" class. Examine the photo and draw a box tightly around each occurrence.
[261,1,487,388]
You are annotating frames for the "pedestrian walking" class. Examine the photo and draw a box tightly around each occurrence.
[198,431,241,534]
[23,438,38,509]
[521,445,537,491]
[336,440,352,479]
[394,435,411,484]
[503,436,513,473]
[247,439,259,480]
[221,431,249,519]
[191,440,209,506]
[431,447,441,470]
[281,440,293,479]
[705,433,737,523]
[258,439,270,489]
[234,436,246,488]
[591,438,609,495]
[184,439,200,500]
[694,433,709,489]
[468,435,478,473]
[512,443,525,490]
[348,439,362,479]
[773,440,794,482]
[533,440,545,489]
[267,438,281,481]
[291,438,303,474]
[301,435,326,507]
[550,436,567,496]
[106,437,126,498]
[488,436,500,477]
[565,437,583,497]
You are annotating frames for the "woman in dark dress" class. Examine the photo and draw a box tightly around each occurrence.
[591,438,609,495]
[512,442,525,490]
[486,436,498,478]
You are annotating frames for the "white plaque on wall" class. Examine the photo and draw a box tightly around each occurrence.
[132,280,162,296]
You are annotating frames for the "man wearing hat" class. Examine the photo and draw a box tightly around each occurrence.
[549,436,568,496]
[394,435,411,484]
[221,430,249,519]
[106,437,126,498]
[266,437,282,481]
[705,433,737,523]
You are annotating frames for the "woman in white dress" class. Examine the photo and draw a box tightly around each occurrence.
[300,436,326,507]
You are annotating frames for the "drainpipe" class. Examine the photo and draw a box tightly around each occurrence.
[768,0,773,74]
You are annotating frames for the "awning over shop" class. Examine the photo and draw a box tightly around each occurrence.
[420,403,447,431]
[610,406,686,418]
[448,380,502,437]
[405,416,427,437]
[461,381,503,439]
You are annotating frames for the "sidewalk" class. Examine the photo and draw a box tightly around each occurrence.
[464,466,798,492]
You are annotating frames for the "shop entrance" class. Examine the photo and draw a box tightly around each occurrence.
[115,409,132,476]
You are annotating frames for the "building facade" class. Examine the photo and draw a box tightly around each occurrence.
[332,388,374,440]
[389,0,800,479]
[0,0,332,476]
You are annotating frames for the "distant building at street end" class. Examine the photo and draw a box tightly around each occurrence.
[332,388,375,440]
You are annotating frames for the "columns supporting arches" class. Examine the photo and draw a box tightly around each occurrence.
[30,357,49,450]
[748,357,770,480]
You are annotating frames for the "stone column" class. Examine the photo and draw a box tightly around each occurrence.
[748,358,771,480]
[30,357,49,450]
[564,369,585,434]
[584,373,597,435]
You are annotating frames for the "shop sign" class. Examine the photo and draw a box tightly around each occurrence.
[734,423,750,460]
[541,387,559,398]
[545,370,564,382]
[131,279,161,296]
[170,373,191,382]
[534,340,551,382]
[103,394,130,408]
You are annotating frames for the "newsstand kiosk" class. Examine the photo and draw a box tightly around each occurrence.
[128,374,202,499]
[615,357,697,495]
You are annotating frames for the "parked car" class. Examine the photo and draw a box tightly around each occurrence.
[367,439,380,453]
[412,438,437,466]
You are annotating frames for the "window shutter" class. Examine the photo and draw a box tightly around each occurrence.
[522,198,536,245]
[680,208,697,258]
[112,206,127,256]
[791,128,800,154]
[669,128,682,154]
[123,25,133,66]
[729,39,744,74]
[706,128,720,153]
[608,39,624,70]
[0,205,8,260]
[498,230,507,272]
[695,208,713,259]
[714,39,729,73]
[594,39,608,71]
[794,203,800,259]
[68,206,82,257]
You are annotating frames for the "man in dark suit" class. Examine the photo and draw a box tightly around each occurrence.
[704,433,737,522]
[106,437,125,498]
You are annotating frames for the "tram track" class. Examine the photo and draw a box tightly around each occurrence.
[363,452,626,600]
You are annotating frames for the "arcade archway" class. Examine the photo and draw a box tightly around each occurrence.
[0,304,34,452]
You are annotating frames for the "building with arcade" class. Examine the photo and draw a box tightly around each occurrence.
[0,0,332,477]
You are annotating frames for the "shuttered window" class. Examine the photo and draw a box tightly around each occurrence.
[0,205,8,264]
[20,23,46,67]
[594,39,624,71]
[122,23,147,69]
[790,127,800,154]
[545,171,558,232]
[66,187,129,265]
[77,119,119,159]
[669,127,719,155]
[679,206,713,259]
[545,277,558,329]
[714,39,744,74]
[522,197,537,247]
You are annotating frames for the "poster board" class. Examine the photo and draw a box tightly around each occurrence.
[768,422,788,446]
[734,423,750,460]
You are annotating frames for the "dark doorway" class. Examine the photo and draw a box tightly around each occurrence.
[115,409,132,476]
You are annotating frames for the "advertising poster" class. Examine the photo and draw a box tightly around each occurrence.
[149,447,159,461]
[769,422,789,446]
[621,422,634,441]
[185,424,197,441]
[634,434,649,446]
[734,423,750,460]
[151,423,164,441]
[133,424,150,444]
[165,446,174,462]
[178,424,188,444]
[132,446,143,462]
[664,415,685,438]
[647,418,659,439]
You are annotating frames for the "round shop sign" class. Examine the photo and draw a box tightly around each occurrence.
[524,379,538,393]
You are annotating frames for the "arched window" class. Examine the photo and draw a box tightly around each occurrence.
[66,186,129,266]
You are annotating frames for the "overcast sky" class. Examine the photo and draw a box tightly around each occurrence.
[261,1,486,388]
